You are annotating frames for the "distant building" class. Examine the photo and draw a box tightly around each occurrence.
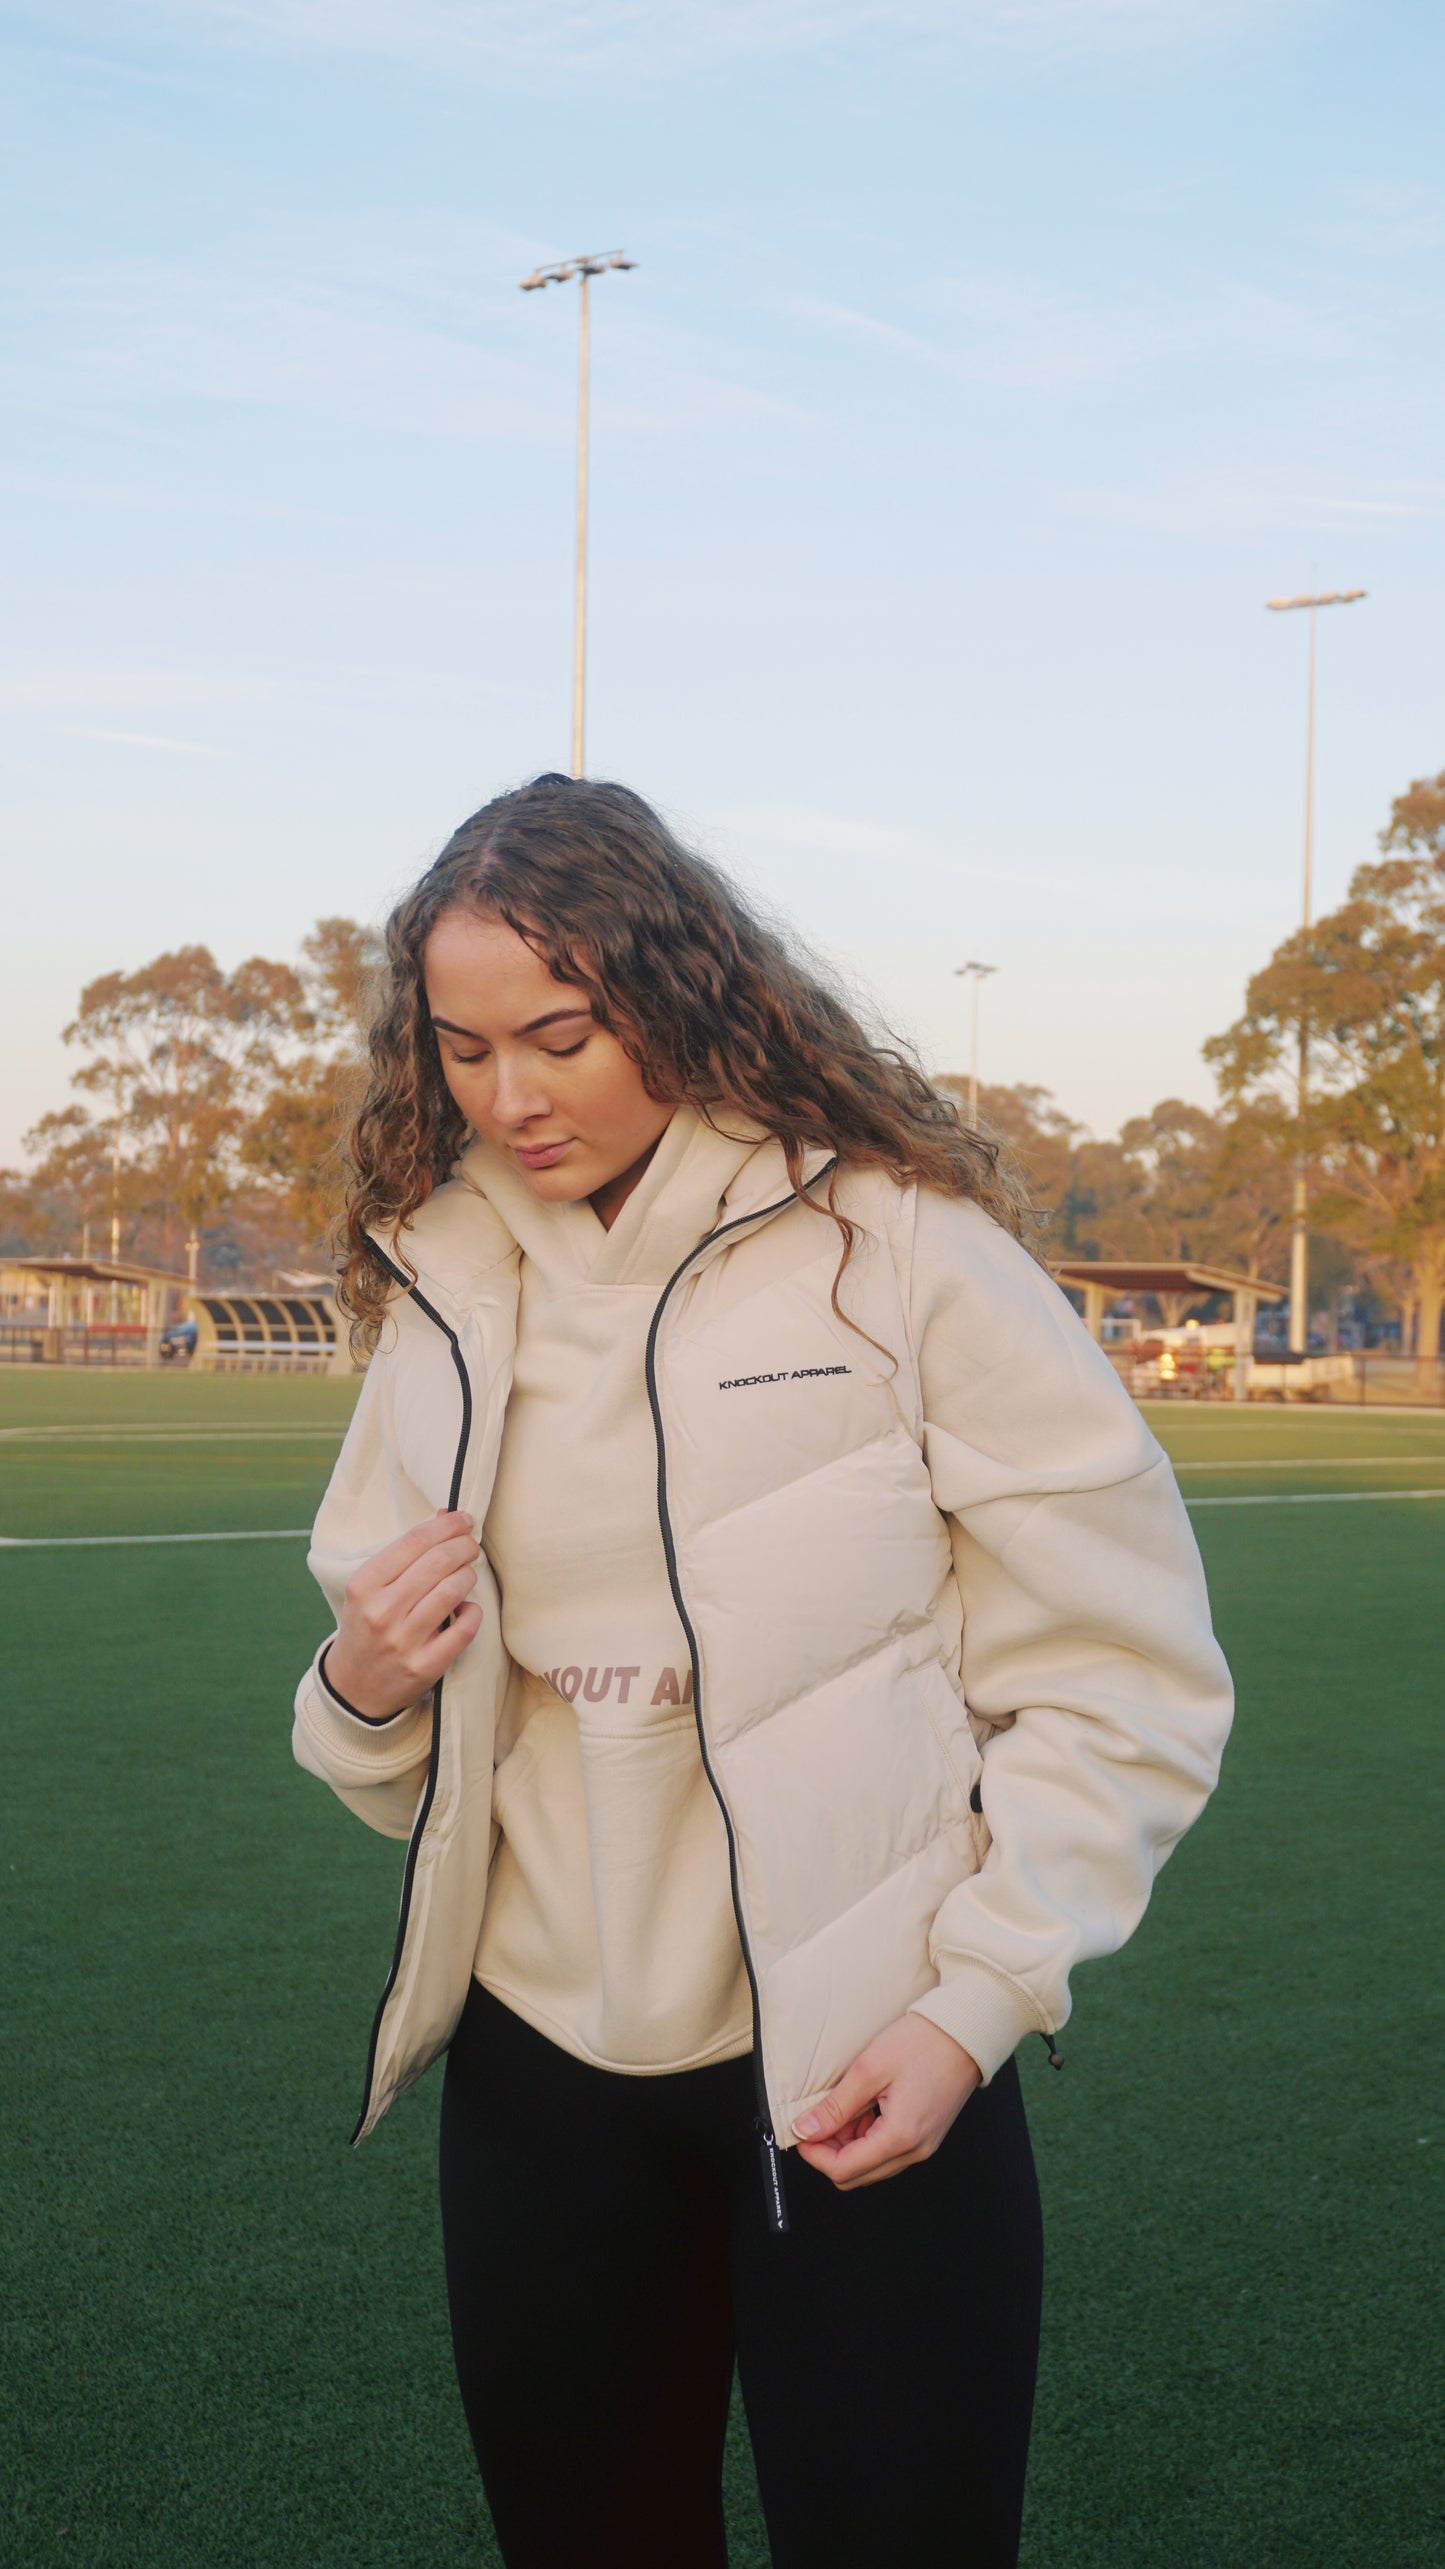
[188,1283,357,1373]
[0,1253,360,1372]
[1053,1258,1287,1403]
[0,1255,191,1363]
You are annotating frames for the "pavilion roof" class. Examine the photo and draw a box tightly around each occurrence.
[3,1254,191,1288]
[1052,1259,1285,1301]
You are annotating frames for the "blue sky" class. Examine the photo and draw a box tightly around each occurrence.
[3,0,1442,1164]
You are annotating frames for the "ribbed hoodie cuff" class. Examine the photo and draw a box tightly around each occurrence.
[909,1959,1045,2085]
[318,1642,413,1727]
[302,1647,432,1771]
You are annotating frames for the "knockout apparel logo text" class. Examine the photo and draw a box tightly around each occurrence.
[718,1365,852,1391]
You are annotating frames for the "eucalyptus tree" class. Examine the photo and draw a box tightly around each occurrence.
[1206,773,1445,1389]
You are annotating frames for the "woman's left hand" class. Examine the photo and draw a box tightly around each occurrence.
[791,2014,981,2190]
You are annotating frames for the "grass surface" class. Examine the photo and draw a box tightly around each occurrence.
[3,1377,1441,2565]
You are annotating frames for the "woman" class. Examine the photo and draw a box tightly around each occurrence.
[293,775,1232,2569]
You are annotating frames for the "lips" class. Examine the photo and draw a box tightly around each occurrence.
[513,1139,576,1170]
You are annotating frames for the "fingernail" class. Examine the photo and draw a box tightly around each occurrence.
[793,2112,821,2140]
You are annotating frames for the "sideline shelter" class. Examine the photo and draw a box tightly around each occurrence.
[190,1289,355,1374]
[0,1255,191,1365]
[1053,1259,1285,1403]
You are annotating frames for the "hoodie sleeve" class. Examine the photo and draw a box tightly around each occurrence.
[291,1293,457,1842]
[903,1191,1234,2080]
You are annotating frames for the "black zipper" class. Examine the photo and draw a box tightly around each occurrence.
[643,1162,838,2237]
[350,1169,830,2174]
[350,1250,473,2145]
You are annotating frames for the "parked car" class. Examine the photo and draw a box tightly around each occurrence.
[159,1318,198,1363]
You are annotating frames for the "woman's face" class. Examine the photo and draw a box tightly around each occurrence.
[423,907,674,1218]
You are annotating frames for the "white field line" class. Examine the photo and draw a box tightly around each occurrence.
[1186,1489,1445,1510]
[0,1426,342,1442]
[5,1490,1445,1548]
[1174,1454,1445,1472]
[0,1528,312,1549]
[1145,1404,1445,1426]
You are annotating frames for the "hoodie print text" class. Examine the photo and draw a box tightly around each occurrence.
[542,1662,694,1708]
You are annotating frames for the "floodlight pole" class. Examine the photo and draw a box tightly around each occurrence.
[954,961,997,1125]
[573,273,590,778]
[109,1058,123,1293]
[519,249,636,778]
[1265,587,1366,1353]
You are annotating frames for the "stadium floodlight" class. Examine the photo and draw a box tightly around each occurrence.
[953,961,997,1125]
[1266,590,1366,615]
[518,250,637,776]
[1264,584,1368,1353]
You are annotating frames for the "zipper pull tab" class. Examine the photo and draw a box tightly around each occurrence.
[1039,2032,1065,2071]
[756,2120,790,2235]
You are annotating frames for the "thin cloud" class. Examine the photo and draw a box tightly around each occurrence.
[796,260,1357,398]
[1055,462,1445,535]
[711,802,1069,895]
[69,728,243,758]
[0,466,375,530]
[0,665,271,714]
[715,801,917,863]
[797,285,1131,391]
[31,0,1297,84]
[1304,180,1445,259]
[3,206,809,445]
[795,301,940,362]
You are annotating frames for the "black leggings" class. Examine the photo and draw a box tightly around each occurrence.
[439,1981,1043,2569]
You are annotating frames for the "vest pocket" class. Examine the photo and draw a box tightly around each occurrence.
[916,1659,984,1827]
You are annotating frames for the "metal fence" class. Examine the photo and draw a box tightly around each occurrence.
[1294,1354,1445,1406]
[0,1295,351,1374]
[1109,1346,1445,1407]
[0,1323,158,1367]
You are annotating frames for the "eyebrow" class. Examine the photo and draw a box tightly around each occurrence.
[430,1007,593,1042]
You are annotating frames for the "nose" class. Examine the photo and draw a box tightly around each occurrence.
[489,1050,553,1131]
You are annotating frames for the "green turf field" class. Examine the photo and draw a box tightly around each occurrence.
[4,1375,1441,2566]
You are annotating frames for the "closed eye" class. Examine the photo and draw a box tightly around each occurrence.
[442,1035,588,1065]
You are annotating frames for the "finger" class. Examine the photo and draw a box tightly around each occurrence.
[411,1599,484,1686]
[792,2054,883,2144]
[800,2112,920,2188]
[382,1533,481,1625]
[793,2106,879,2163]
[833,2110,881,2148]
[343,1543,477,1667]
[388,1508,476,1572]
[399,1563,480,1646]
[351,1511,474,1597]
[830,2154,917,2192]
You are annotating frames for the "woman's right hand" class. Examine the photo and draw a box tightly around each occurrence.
[324,1510,483,1722]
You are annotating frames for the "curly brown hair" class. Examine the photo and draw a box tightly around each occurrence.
[338,774,1034,1347]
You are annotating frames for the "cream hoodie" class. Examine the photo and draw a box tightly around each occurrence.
[472,1110,759,2071]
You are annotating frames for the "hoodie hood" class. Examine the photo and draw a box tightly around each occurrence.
[457,1105,771,1290]
[374,1106,836,1326]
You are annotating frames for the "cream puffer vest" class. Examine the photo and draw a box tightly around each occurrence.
[294,1141,1224,2216]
